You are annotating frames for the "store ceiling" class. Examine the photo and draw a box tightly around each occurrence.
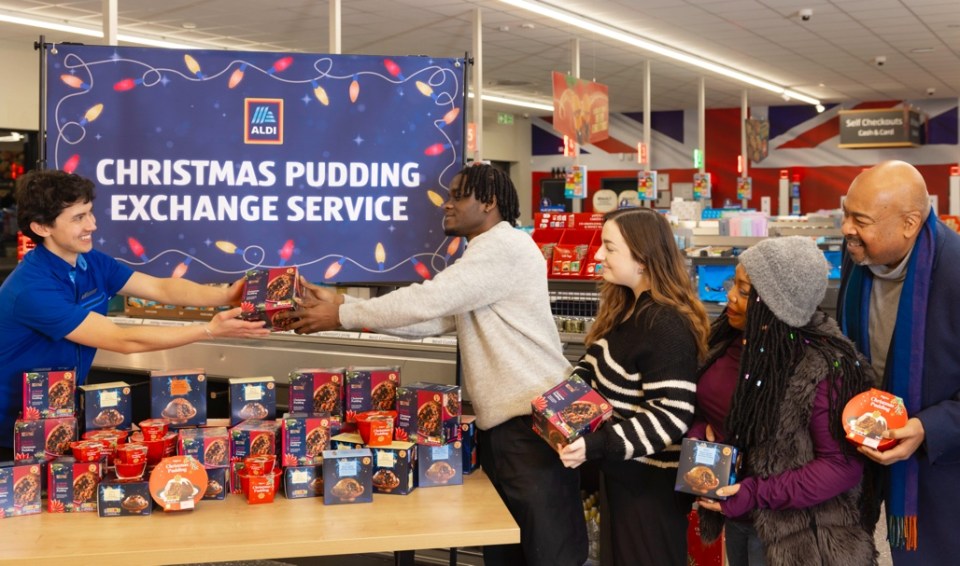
[0,0,958,112]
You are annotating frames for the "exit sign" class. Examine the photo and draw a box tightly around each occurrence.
[497,112,514,125]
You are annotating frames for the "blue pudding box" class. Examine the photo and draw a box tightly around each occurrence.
[674,438,740,501]
[396,382,461,446]
[418,441,463,488]
[0,458,44,518]
[344,367,401,419]
[460,415,479,474]
[228,376,277,426]
[48,457,101,513]
[178,427,230,468]
[150,368,207,428]
[331,433,417,495]
[202,467,229,500]
[284,465,323,499]
[22,367,76,420]
[78,381,132,432]
[288,368,344,417]
[281,413,340,467]
[322,448,373,505]
[230,419,281,460]
[98,478,153,516]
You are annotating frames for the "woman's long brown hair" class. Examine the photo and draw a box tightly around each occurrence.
[585,208,710,361]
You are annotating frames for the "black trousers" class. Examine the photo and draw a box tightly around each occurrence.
[479,416,588,566]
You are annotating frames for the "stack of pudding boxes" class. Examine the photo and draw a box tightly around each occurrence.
[1,367,136,518]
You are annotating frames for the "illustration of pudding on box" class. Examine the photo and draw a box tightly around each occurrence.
[288,368,344,417]
[239,267,300,331]
[0,459,44,517]
[228,376,276,426]
[78,381,132,433]
[22,367,76,419]
[150,368,207,428]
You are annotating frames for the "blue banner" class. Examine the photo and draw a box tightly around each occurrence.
[45,45,466,284]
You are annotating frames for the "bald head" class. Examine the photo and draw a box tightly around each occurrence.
[849,160,930,221]
[842,160,930,268]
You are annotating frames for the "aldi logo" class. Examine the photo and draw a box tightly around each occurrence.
[244,98,284,144]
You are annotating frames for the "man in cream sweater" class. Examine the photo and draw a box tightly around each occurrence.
[279,164,587,566]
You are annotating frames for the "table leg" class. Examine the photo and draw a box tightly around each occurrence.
[449,547,458,566]
[394,550,415,566]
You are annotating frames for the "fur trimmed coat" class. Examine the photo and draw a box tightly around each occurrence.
[699,312,877,566]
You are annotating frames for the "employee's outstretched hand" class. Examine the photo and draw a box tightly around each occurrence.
[274,298,340,335]
[858,417,925,464]
[205,307,270,338]
[559,437,587,468]
[297,277,342,305]
[224,278,246,307]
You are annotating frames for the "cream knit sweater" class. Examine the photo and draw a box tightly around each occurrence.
[339,221,572,430]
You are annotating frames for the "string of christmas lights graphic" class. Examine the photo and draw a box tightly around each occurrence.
[52,49,465,280]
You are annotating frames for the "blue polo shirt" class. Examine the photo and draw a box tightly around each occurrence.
[0,245,133,449]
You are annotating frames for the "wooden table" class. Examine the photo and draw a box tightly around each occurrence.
[0,471,518,565]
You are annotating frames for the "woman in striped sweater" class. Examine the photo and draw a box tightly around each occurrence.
[559,207,710,566]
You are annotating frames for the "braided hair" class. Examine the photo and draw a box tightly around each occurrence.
[725,290,872,455]
[454,164,521,226]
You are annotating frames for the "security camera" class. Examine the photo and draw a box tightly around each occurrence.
[799,8,813,21]
[873,56,886,67]
[927,87,936,96]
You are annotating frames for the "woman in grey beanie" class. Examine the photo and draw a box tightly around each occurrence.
[691,236,877,566]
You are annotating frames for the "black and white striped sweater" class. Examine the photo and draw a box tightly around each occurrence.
[574,292,698,469]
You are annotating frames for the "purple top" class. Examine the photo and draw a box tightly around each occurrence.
[720,379,865,518]
[688,337,742,442]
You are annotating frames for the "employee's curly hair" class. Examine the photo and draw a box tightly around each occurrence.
[452,163,520,226]
[15,170,96,245]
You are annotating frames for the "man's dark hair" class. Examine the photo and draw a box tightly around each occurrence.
[15,170,96,244]
[455,163,521,226]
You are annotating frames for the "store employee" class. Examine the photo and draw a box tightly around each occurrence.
[0,170,269,459]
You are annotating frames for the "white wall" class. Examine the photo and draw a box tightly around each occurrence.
[480,110,535,224]
[0,39,41,131]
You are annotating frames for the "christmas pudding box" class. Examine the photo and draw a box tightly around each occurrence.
[239,267,300,331]
[396,382,461,446]
[230,419,281,460]
[98,478,153,516]
[460,415,479,474]
[344,367,401,419]
[418,441,463,488]
[78,381,132,433]
[48,457,102,512]
[14,416,77,458]
[150,368,207,428]
[228,376,277,426]
[202,467,228,501]
[283,465,323,499]
[178,427,230,468]
[322,448,373,505]
[288,368,344,417]
[149,455,208,512]
[282,413,340,466]
[531,375,613,451]
[842,388,908,452]
[0,459,43,518]
[332,432,417,495]
[674,438,740,500]
[22,367,76,419]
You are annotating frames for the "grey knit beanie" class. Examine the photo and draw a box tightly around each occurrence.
[738,236,831,328]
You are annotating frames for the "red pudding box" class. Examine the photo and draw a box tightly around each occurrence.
[0,459,43,518]
[48,457,102,512]
[239,267,300,331]
[460,415,479,474]
[531,375,613,452]
[674,438,740,501]
[178,427,230,468]
[150,368,207,428]
[396,382,461,446]
[284,465,323,499]
[78,381,132,433]
[281,413,340,466]
[149,455,208,512]
[322,448,373,505]
[288,368,344,417]
[418,441,463,488]
[228,376,277,426]
[344,366,401,420]
[14,416,77,459]
[842,388,908,452]
[230,419,281,460]
[22,367,76,419]
[97,477,153,516]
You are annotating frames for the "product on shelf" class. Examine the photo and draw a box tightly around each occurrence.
[48,457,101,513]
[283,465,323,499]
[460,415,479,474]
[98,477,153,517]
[149,455,208,512]
[14,416,77,459]
[0,458,43,517]
[396,382,461,446]
[77,381,132,433]
[417,441,463,488]
[149,368,207,428]
[344,366,401,421]
[332,432,417,495]
[228,376,276,426]
[178,427,230,468]
[322,448,373,505]
[288,367,344,417]
[21,368,76,420]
